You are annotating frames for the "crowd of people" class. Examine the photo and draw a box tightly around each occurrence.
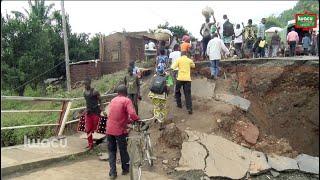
[80,13,319,179]
[146,14,319,60]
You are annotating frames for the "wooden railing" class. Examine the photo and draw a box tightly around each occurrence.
[1,93,117,136]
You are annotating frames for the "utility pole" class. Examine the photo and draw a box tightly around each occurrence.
[61,0,71,92]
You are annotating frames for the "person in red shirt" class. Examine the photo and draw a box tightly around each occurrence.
[106,84,140,179]
[83,78,102,150]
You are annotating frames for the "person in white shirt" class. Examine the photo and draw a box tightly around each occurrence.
[169,44,181,80]
[234,24,243,58]
[206,33,230,79]
[148,40,156,50]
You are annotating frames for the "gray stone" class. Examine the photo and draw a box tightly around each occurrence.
[295,154,319,174]
[270,170,280,177]
[267,154,299,171]
[215,94,251,111]
[249,151,271,174]
[162,160,168,164]
[200,133,252,179]
[98,153,109,161]
[191,79,215,99]
[175,141,207,171]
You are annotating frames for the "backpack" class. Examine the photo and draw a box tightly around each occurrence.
[150,75,166,94]
[223,20,234,37]
[126,75,138,94]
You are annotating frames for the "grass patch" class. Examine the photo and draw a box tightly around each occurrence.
[1,70,127,147]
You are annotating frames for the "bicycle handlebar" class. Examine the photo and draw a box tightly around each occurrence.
[138,116,155,122]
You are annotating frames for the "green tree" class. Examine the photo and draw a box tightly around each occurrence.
[265,15,285,29]
[2,0,56,95]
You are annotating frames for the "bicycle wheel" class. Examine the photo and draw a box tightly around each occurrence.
[130,159,142,180]
[128,139,143,180]
[144,134,154,167]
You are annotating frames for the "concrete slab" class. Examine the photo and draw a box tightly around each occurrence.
[1,134,88,176]
[295,154,319,174]
[175,141,207,171]
[215,94,251,111]
[3,158,168,180]
[185,130,205,142]
[200,134,252,179]
[267,154,299,171]
[249,151,271,175]
[79,132,106,140]
[191,78,215,99]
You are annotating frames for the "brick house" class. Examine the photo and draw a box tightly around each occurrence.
[69,31,157,86]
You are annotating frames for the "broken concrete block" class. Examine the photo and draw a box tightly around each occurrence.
[267,154,299,171]
[215,94,251,111]
[249,151,271,175]
[270,170,280,177]
[191,79,216,99]
[200,133,252,179]
[175,141,207,171]
[296,154,319,174]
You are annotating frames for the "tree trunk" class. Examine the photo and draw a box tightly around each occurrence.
[18,86,25,96]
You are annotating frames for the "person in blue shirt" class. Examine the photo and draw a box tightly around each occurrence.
[156,48,169,74]
[302,33,311,56]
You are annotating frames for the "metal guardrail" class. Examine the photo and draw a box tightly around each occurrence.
[1,93,117,135]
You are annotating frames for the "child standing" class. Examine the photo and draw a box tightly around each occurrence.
[258,38,266,58]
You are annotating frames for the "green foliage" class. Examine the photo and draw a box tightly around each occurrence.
[265,15,284,29]
[1,0,100,95]
[1,70,127,147]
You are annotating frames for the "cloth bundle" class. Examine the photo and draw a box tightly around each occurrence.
[154,29,173,41]
[202,6,214,19]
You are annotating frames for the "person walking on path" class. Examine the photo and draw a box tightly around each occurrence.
[124,66,140,115]
[254,18,266,57]
[169,44,181,81]
[106,85,140,179]
[83,78,102,150]
[287,28,299,57]
[171,51,195,114]
[242,19,256,56]
[258,38,266,58]
[200,15,216,60]
[234,24,244,58]
[148,68,169,130]
[221,15,234,49]
[302,33,311,56]
[271,30,281,57]
[206,33,230,79]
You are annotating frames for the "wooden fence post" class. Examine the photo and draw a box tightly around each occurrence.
[58,101,73,136]
[56,101,67,135]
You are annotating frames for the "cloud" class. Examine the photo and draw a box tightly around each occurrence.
[1,1,297,39]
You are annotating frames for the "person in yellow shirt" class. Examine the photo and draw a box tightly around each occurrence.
[258,38,266,57]
[171,51,195,114]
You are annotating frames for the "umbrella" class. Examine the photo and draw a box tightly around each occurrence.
[265,27,283,33]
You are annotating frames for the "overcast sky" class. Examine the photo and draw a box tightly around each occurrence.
[1,1,298,39]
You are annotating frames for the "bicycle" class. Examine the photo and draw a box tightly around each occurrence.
[127,116,155,180]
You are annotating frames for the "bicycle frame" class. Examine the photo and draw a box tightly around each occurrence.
[127,116,155,180]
